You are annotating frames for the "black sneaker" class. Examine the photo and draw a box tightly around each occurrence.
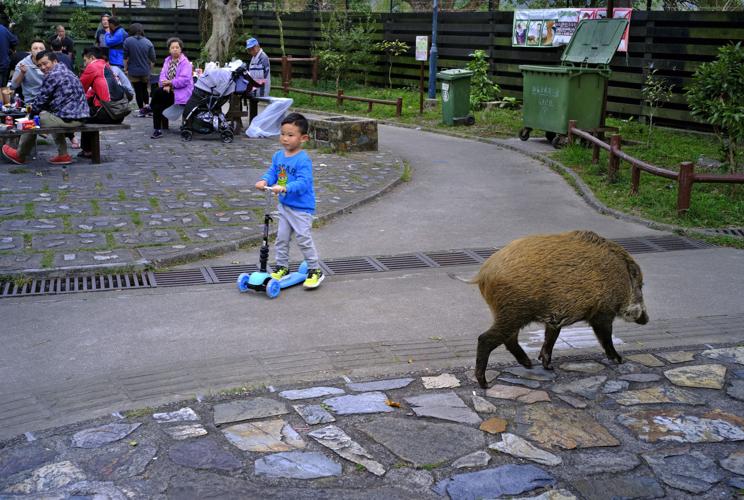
[303,269,324,289]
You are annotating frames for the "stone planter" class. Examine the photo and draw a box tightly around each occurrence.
[308,116,378,152]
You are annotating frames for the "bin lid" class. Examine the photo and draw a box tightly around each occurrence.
[561,18,628,66]
[437,69,474,80]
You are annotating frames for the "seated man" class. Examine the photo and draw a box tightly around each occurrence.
[9,39,46,104]
[2,51,89,166]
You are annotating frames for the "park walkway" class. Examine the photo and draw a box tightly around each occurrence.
[1,117,743,499]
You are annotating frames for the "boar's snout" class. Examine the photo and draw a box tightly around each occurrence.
[636,310,649,325]
[622,302,649,324]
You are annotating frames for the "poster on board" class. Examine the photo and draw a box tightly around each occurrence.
[512,8,631,51]
[415,36,428,61]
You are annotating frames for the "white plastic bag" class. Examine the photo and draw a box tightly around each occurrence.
[246,97,293,138]
[163,104,185,122]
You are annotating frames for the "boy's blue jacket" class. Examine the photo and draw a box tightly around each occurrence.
[261,150,316,214]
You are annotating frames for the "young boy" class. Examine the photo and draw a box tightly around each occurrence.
[255,113,324,288]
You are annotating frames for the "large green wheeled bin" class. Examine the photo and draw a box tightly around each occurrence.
[519,18,628,147]
[437,69,475,126]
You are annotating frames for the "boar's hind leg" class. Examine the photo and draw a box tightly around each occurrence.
[589,315,623,364]
[504,333,532,369]
[538,325,561,370]
[475,323,517,389]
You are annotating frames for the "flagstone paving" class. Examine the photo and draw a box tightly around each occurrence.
[1,343,743,499]
[0,117,404,273]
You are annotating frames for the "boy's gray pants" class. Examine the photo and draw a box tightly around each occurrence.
[275,203,319,270]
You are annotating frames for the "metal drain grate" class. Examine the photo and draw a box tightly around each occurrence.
[612,238,658,253]
[211,264,259,283]
[375,253,432,271]
[0,235,715,298]
[322,257,383,275]
[425,250,480,267]
[645,235,712,251]
[712,228,744,238]
[0,272,152,297]
[152,268,211,287]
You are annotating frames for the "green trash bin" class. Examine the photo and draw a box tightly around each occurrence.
[519,18,628,146]
[437,69,475,126]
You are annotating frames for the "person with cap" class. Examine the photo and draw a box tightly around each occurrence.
[246,37,270,97]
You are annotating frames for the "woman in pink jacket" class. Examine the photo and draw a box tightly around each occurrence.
[150,37,193,139]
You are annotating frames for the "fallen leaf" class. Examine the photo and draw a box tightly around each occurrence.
[386,399,401,408]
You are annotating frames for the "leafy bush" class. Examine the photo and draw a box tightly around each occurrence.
[67,8,91,41]
[1,0,42,49]
[686,42,744,172]
[465,49,500,110]
[315,7,376,90]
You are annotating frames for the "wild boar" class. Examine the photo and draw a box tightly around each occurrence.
[473,230,649,388]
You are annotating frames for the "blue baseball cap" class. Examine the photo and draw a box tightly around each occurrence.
[246,38,258,49]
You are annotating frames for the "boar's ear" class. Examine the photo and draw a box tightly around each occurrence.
[625,258,643,286]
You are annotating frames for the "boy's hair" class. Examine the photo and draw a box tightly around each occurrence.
[83,46,102,59]
[281,113,309,135]
[50,38,62,51]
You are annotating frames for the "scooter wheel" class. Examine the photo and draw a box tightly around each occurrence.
[266,278,281,299]
[221,131,234,144]
[519,127,531,141]
[236,273,251,292]
[181,130,193,142]
[545,131,557,142]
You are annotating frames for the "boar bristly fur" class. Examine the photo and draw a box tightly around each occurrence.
[473,230,649,388]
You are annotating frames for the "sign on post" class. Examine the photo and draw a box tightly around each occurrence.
[415,36,428,61]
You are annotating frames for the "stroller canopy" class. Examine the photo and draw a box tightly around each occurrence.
[195,68,239,97]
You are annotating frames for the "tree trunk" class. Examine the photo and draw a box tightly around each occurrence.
[204,0,242,63]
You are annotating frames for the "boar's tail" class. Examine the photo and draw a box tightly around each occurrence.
[447,272,479,284]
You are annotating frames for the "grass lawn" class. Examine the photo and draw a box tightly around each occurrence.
[277,79,744,246]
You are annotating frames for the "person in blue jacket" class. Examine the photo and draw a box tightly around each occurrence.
[254,113,324,289]
[0,22,18,87]
[103,17,127,68]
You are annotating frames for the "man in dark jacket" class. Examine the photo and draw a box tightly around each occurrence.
[2,51,89,166]
[0,22,18,87]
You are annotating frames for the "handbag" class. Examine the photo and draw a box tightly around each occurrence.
[92,66,131,122]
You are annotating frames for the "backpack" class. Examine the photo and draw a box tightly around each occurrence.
[94,66,131,122]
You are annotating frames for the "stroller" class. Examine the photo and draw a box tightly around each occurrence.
[180,64,262,143]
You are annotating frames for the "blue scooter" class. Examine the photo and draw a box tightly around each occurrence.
[237,186,308,299]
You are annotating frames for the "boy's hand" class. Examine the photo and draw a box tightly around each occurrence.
[255,180,267,190]
[269,185,287,195]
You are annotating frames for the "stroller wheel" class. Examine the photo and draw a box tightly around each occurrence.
[221,131,234,144]
[180,130,193,142]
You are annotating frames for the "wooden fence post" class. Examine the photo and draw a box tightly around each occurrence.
[608,134,622,183]
[676,161,695,215]
[395,97,402,117]
[337,89,344,107]
[630,165,640,195]
[312,57,318,86]
[283,81,289,96]
[567,120,576,145]
[281,56,289,85]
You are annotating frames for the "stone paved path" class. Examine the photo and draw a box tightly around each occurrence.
[0,116,402,273]
[1,344,742,499]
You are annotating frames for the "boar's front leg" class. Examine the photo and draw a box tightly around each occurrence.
[538,324,561,370]
[475,322,517,389]
[589,314,623,364]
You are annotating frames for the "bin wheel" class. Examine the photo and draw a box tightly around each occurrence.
[221,131,234,144]
[519,127,531,141]
[545,131,557,142]
[551,135,565,149]
[465,115,475,126]
[180,130,193,142]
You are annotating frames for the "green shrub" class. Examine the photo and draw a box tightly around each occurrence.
[686,42,744,172]
[1,0,43,48]
[374,39,409,88]
[466,49,500,110]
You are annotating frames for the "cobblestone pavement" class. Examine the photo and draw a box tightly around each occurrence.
[0,116,403,274]
[1,344,742,499]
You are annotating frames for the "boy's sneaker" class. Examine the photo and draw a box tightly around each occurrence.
[303,269,324,289]
[151,129,163,139]
[137,108,148,118]
[270,266,289,280]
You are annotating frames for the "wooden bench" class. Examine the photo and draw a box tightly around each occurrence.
[226,95,273,133]
[0,122,131,164]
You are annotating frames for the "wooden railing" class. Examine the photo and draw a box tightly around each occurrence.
[282,83,403,117]
[269,56,319,87]
[567,120,744,215]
